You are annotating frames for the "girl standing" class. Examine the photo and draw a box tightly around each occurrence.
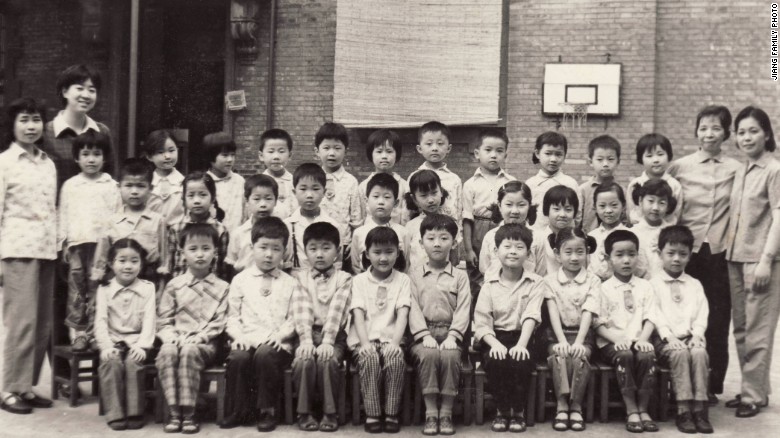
[404,170,458,269]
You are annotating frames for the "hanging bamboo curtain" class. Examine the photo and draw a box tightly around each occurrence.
[333,0,502,128]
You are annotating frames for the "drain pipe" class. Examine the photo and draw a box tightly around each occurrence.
[266,0,277,129]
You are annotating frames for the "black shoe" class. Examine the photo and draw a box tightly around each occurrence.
[58,383,82,400]
[0,394,32,415]
[693,411,714,434]
[256,411,277,432]
[126,415,145,430]
[383,415,401,433]
[108,419,127,431]
[707,393,719,406]
[736,403,761,418]
[364,418,383,434]
[21,393,53,408]
[675,411,697,434]
[727,395,769,408]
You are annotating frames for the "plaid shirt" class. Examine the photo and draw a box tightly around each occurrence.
[165,215,231,281]
[156,271,230,344]
[291,267,352,345]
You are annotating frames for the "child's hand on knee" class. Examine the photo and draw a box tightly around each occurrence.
[316,343,334,360]
[440,336,458,350]
[666,338,687,350]
[129,346,146,362]
[508,345,529,361]
[570,342,587,358]
[422,335,438,349]
[634,341,653,352]
[615,338,633,351]
[687,336,706,349]
[489,343,508,360]
[553,342,570,356]
[297,342,315,360]
[182,336,203,345]
[265,336,284,352]
[359,343,378,359]
[232,338,250,351]
[382,342,403,360]
[100,348,120,361]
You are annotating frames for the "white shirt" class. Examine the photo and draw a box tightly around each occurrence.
[284,209,343,271]
[58,173,122,249]
[594,275,659,348]
[225,218,254,273]
[358,171,410,225]
[351,216,411,274]
[208,170,245,233]
[150,168,185,225]
[525,169,582,230]
[650,271,708,341]
[263,169,298,220]
[347,269,412,348]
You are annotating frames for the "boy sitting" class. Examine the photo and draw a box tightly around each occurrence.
[223,217,298,431]
[651,225,713,433]
[225,174,278,273]
[290,222,353,432]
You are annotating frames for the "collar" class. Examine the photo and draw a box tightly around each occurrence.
[311,266,336,280]
[557,267,588,285]
[423,262,454,277]
[606,275,636,288]
[587,175,609,187]
[485,268,535,286]
[288,209,323,224]
[473,167,509,179]
[363,216,393,229]
[152,168,184,186]
[183,214,217,226]
[326,166,347,181]
[747,152,774,170]
[109,278,143,298]
[247,265,281,278]
[181,271,217,287]
[52,111,100,137]
[366,268,396,285]
[117,206,154,222]
[263,168,292,181]
[693,149,724,163]
[639,171,671,182]
[207,170,233,182]
[419,162,452,173]
[534,169,561,180]
[72,172,113,185]
[8,142,47,160]
[658,270,688,283]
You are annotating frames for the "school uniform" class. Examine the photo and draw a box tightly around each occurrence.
[263,168,298,220]
[156,272,229,409]
[0,143,57,394]
[409,162,464,224]
[668,150,740,394]
[43,112,113,191]
[224,266,297,417]
[290,268,352,416]
[348,269,412,418]
[631,218,671,279]
[473,269,548,413]
[150,168,185,225]
[358,171,410,225]
[207,170,245,233]
[351,217,411,274]
[408,262,471,397]
[94,278,156,423]
[594,276,658,397]
[478,221,536,279]
[165,215,231,281]
[320,166,364,250]
[544,268,600,406]
[463,168,515,256]
[224,218,254,273]
[525,170,582,230]
[625,172,683,225]
[725,153,780,405]
[284,209,343,271]
[58,172,122,331]
[651,272,709,403]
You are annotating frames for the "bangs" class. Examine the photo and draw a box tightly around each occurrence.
[408,169,441,194]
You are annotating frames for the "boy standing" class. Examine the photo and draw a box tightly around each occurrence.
[409,214,471,435]
[259,128,298,220]
[580,135,621,233]
[204,132,246,232]
[225,174,278,273]
[290,222,353,432]
[651,225,713,433]
[156,224,230,433]
[58,131,122,351]
[358,129,409,225]
[224,217,298,431]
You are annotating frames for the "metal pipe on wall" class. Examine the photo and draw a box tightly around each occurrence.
[266,0,276,129]
[127,0,139,156]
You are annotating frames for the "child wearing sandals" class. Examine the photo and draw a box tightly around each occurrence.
[594,229,659,433]
[474,224,548,432]
[544,228,600,431]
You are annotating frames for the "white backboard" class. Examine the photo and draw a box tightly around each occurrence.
[543,64,621,116]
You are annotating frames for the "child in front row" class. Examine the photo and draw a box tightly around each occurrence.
[544,229,601,432]
[527,132,582,230]
[594,230,659,433]
[651,226,713,434]
[225,174,278,273]
[204,132,245,232]
[626,133,683,225]
[348,227,411,433]
[408,214,471,436]
[358,129,409,225]
[405,170,458,270]
[94,239,155,430]
[156,224,230,433]
[223,217,298,431]
[352,173,411,274]
[630,179,678,279]
[474,224,548,433]
[530,185,579,276]
[290,222,353,432]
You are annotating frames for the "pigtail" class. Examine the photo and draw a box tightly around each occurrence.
[213,198,226,222]
[630,183,644,207]
[488,202,502,224]
[439,187,450,206]
[585,234,598,255]
[532,148,540,164]
[404,191,421,220]
[547,231,558,250]
[632,179,677,215]
[665,196,678,216]
[394,251,407,272]
[527,204,538,226]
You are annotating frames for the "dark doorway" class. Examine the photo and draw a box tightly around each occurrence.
[137,0,226,172]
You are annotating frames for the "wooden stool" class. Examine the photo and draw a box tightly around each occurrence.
[51,345,99,407]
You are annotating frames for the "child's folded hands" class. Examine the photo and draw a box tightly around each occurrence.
[129,346,147,362]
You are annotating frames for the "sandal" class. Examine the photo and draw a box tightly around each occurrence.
[509,414,527,433]
[639,411,658,432]
[491,413,508,432]
[569,410,585,432]
[298,413,319,431]
[181,417,200,434]
[626,412,643,433]
[319,413,338,432]
[553,411,569,431]
[164,415,182,433]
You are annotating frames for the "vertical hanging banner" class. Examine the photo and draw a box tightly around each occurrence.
[334,0,502,128]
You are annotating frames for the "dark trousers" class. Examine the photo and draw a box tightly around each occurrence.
[224,345,293,421]
[481,331,534,414]
[686,244,729,394]
[600,344,656,397]
[293,327,347,415]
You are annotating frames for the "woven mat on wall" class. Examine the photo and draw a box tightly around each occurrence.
[334,0,502,128]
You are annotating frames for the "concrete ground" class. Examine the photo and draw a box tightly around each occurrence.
[0,292,778,437]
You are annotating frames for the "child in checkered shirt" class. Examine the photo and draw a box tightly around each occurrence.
[156,224,230,434]
[290,222,352,432]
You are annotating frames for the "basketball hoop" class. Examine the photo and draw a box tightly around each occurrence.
[559,102,590,130]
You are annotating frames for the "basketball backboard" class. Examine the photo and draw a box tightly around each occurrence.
[542,64,621,116]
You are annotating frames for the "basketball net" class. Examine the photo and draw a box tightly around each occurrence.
[559,102,590,130]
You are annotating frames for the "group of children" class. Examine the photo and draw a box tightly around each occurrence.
[2,76,778,436]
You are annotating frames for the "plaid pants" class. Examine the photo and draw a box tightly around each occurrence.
[99,355,144,423]
[353,341,406,418]
[65,243,97,331]
[156,342,217,408]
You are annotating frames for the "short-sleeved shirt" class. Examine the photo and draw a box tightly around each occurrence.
[225,218,254,273]
[727,153,780,262]
[593,275,658,348]
[650,271,708,341]
[530,225,559,277]
[150,168,185,225]
[525,170,582,230]
[478,221,536,276]
[408,262,471,341]
[93,278,157,351]
[358,171,410,225]
[626,172,683,225]
[588,223,642,281]
[43,112,112,191]
[545,268,601,329]
[263,169,298,220]
[632,219,671,279]
[404,213,462,271]
[579,176,607,234]
[284,209,343,270]
[409,163,463,224]
[347,269,412,349]
[156,272,230,344]
[93,208,166,279]
[226,266,298,351]
[0,143,58,260]
[668,150,741,253]
[462,168,515,221]
[351,217,411,274]
[473,269,548,342]
[320,166,364,246]
[58,173,122,249]
[208,170,245,233]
